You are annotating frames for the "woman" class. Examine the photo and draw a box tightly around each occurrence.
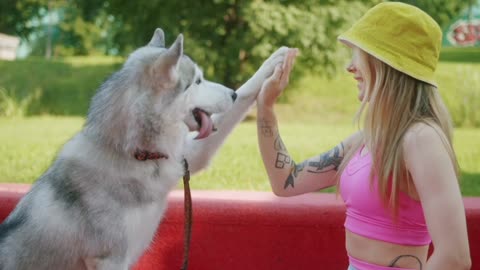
[256,2,471,270]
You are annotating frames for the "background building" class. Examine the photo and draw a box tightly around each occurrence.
[0,33,20,60]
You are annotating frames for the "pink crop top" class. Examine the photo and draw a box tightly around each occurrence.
[340,146,431,246]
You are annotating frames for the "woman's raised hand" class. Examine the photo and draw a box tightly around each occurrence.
[257,48,298,108]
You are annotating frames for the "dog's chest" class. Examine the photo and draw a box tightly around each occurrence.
[142,158,185,191]
[115,156,184,189]
[123,202,166,264]
[120,159,184,262]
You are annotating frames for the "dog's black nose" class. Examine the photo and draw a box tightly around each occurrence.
[231,92,237,101]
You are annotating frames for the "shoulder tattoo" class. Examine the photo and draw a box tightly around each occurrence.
[307,142,344,173]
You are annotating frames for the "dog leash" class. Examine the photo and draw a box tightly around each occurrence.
[133,151,192,269]
[181,158,192,270]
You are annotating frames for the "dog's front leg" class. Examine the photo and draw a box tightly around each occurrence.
[83,256,128,270]
[184,47,291,173]
[83,257,96,270]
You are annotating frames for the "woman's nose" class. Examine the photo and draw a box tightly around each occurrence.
[346,63,356,73]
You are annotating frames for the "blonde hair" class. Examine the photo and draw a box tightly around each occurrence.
[338,48,459,213]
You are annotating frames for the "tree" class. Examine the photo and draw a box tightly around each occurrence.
[0,0,117,58]
[75,0,378,88]
[2,0,382,86]
[0,0,45,39]
[392,0,472,29]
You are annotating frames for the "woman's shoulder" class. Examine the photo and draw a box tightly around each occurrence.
[402,122,450,159]
[342,131,363,153]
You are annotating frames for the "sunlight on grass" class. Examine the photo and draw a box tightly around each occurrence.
[0,116,84,184]
[1,59,479,125]
[191,121,356,191]
[1,117,478,196]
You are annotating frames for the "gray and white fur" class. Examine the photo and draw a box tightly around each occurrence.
[0,28,289,270]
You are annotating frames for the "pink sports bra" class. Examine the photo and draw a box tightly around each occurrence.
[340,146,431,246]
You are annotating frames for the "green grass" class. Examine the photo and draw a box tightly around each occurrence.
[280,62,480,127]
[439,47,480,63]
[0,57,121,116]
[0,55,479,195]
[0,117,84,184]
[435,63,480,127]
[0,56,479,126]
[1,116,479,196]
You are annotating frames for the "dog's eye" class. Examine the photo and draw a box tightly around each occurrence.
[195,78,201,85]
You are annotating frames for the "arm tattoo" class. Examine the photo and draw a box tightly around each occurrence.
[274,134,286,151]
[274,134,288,167]
[275,152,290,168]
[284,161,306,189]
[278,142,344,189]
[271,133,299,189]
[259,118,274,137]
[307,142,344,173]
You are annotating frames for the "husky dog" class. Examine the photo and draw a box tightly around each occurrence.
[0,28,288,270]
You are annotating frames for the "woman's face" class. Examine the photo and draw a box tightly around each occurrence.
[346,46,370,101]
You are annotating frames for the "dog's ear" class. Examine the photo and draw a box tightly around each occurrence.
[152,34,184,84]
[148,28,165,48]
[166,34,183,61]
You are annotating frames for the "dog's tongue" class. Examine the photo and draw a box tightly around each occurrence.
[195,110,213,140]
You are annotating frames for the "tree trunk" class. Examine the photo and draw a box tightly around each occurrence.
[45,0,53,60]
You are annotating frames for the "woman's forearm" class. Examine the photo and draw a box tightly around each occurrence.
[257,105,296,196]
[425,252,471,270]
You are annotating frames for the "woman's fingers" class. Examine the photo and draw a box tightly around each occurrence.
[272,64,283,81]
[280,49,298,85]
[261,64,282,94]
[260,48,298,101]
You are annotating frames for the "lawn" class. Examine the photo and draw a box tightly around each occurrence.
[1,116,479,196]
[0,53,479,196]
[0,55,479,127]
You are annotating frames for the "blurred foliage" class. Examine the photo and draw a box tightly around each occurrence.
[1,56,479,128]
[438,63,480,128]
[83,0,380,87]
[440,47,480,63]
[0,0,44,39]
[0,0,473,87]
[392,0,473,28]
[0,87,40,117]
[2,0,379,87]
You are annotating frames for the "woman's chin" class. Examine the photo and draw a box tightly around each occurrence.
[357,89,365,101]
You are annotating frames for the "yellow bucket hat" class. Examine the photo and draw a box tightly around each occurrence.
[338,2,442,87]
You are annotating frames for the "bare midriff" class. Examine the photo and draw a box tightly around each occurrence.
[346,229,429,269]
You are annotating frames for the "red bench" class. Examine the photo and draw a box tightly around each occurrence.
[1,184,479,269]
